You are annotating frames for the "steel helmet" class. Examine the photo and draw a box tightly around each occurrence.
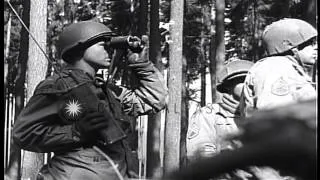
[262,18,317,56]
[217,60,254,92]
[58,21,116,61]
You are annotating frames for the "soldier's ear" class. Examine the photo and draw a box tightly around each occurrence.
[63,49,84,63]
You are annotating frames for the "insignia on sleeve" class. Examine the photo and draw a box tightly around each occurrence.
[187,122,200,139]
[59,97,85,123]
[271,77,290,96]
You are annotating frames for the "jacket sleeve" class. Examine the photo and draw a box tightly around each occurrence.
[12,83,82,153]
[109,61,168,117]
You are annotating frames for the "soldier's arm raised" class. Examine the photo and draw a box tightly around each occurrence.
[109,47,168,117]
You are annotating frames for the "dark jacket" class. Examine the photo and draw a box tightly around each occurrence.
[12,61,167,179]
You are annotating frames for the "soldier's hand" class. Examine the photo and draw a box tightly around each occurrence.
[127,35,149,64]
[74,111,109,140]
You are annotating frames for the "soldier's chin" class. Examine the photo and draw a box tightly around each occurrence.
[99,61,110,68]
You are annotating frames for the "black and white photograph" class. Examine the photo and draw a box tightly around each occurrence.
[4,0,317,179]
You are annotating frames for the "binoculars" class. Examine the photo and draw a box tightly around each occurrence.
[109,36,145,53]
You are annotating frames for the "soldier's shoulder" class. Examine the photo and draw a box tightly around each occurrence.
[256,56,292,66]
[35,75,58,90]
[251,56,293,73]
[34,72,72,95]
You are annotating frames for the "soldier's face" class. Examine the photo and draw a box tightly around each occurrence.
[298,39,317,65]
[224,78,245,100]
[83,41,111,69]
[232,83,244,101]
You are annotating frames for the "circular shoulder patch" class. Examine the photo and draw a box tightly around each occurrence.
[271,77,290,96]
[59,97,85,124]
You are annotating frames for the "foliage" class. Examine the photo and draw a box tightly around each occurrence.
[4,0,315,99]
[4,4,23,92]
[226,0,312,61]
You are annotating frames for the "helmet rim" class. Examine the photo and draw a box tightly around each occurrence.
[58,21,116,61]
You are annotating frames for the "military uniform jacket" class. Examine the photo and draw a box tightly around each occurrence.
[186,94,240,163]
[240,55,316,118]
[13,61,167,153]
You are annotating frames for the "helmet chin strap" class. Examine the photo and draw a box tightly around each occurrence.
[290,47,316,89]
[291,47,309,73]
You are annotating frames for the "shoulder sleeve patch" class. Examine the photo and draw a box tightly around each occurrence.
[58,96,86,124]
[271,77,290,96]
[187,122,200,139]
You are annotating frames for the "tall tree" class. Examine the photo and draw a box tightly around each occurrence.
[164,0,184,174]
[138,0,148,36]
[302,0,317,27]
[208,2,216,103]
[213,0,225,102]
[5,1,27,179]
[147,0,164,178]
[209,0,225,104]
[64,0,76,24]
[21,0,48,179]
[200,4,208,107]
[4,10,12,169]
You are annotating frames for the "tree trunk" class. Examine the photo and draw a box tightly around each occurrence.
[21,0,48,179]
[209,34,217,103]
[15,0,29,129]
[64,0,75,23]
[213,0,225,102]
[4,11,11,168]
[146,0,164,178]
[200,4,208,107]
[138,0,148,36]
[164,0,184,174]
[251,2,260,62]
[200,37,206,106]
[304,0,317,28]
[180,56,188,169]
[209,2,218,103]
[4,9,12,174]
[5,1,30,179]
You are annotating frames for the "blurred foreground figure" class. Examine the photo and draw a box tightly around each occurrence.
[167,99,316,180]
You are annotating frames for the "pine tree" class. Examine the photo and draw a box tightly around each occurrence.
[21,0,48,179]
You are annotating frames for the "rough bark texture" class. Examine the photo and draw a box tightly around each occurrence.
[21,0,48,179]
[209,0,225,103]
[209,2,218,103]
[164,0,184,174]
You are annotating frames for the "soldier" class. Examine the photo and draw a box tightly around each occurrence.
[239,18,317,180]
[186,59,254,179]
[12,21,168,180]
[240,18,317,118]
[169,99,317,180]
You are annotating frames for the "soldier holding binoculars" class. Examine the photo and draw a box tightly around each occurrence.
[12,21,168,180]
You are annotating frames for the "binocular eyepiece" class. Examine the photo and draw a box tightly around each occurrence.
[108,36,145,53]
